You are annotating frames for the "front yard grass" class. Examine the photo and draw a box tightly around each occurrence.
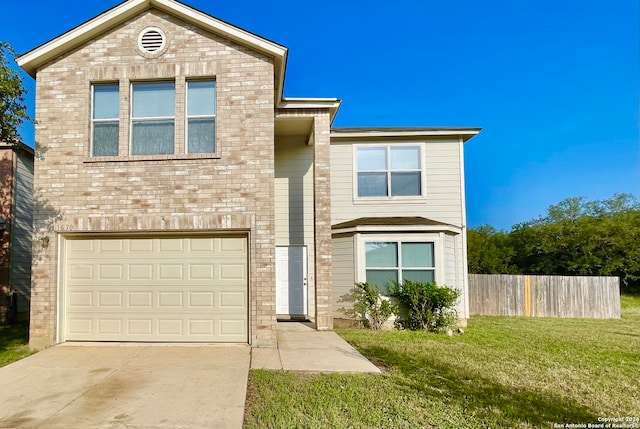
[244,295,640,428]
[0,322,34,367]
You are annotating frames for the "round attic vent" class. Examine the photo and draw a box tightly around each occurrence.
[138,27,166,54]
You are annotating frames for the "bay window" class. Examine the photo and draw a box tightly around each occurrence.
[365,241,435,291]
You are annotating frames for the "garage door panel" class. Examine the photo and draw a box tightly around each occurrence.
[64,235,248,343]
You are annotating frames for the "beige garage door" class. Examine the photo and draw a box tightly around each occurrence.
[64,235,248,342]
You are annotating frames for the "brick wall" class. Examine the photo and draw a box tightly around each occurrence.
[31,9,277,348]
[313,113,333,330]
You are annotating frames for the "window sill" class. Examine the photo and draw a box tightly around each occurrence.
[83,153,221,163]
[353,196,427,205]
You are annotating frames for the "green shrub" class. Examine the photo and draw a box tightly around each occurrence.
[350,282,398,330]
[390,280,460,332]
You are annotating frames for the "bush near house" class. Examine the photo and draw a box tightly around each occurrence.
[346,282,397,330]
[390,280,460,332]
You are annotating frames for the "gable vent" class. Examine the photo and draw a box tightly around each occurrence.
[138,28,166,54]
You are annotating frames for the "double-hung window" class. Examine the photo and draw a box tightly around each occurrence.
[187,80,216,154]
[131,82,175,155]
[365,241,435,291]
[357,146,422,197]
[91,84,120,156]
[91,80,217,158]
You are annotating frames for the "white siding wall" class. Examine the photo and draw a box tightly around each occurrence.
[330,139,464,226]
[11,151,34,315]
[331,234,355,318]
[274,136,316,315]
[445,233,467,318]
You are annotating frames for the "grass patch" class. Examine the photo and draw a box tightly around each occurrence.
[244,296,640,428]
[0,322,34,367]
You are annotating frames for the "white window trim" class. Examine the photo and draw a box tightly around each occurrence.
[352,143,427,203]
[129,81,176,156]
[185,80,217,155]
[355,233,445,291]
[90,83,119,157]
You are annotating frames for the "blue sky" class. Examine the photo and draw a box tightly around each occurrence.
[2,0,638,230]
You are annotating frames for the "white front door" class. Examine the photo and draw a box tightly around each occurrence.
[276,246,307,315]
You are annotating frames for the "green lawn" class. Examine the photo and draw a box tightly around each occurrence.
[0,322,34,367]
[244,295,640,428]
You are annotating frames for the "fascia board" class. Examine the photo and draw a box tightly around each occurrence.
[331,224,462,235]
[17,0,149,76]
[17,0,287,88]
[330,129,481,142]
[277,98,342,122]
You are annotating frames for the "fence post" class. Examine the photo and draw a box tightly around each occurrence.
[524,275,532,317]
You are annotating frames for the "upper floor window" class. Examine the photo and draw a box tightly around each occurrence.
[92,84,119,156]
[90,79,217,158]
[131,82,175,156]
[187,81,216,154]
[356,146,422,197]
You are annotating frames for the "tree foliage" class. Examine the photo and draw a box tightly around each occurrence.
[468,194,640,292]
[467,225,516,274]
[0,42,31,144]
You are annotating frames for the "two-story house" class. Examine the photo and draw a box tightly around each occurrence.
[17,0,479,349]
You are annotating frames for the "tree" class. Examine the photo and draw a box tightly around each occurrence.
[467,225,516,274]
[508,194,640,292]
[0,41,31,144]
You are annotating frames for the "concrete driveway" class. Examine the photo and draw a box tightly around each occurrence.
[0,344,250,429]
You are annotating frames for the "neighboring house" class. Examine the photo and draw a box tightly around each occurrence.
[17,0,479,349]
[0,142,34,324]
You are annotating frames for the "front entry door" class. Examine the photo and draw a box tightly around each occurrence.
[276,246,307,315]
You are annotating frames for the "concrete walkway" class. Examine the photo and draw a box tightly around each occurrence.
[0,325,377,429]
[251,322,381,373]
[0,345,250,429]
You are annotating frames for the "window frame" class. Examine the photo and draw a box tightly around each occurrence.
[364,241,435,290]
[353,144,426,201]
[90,83,120,157]
[129,80,177,156]
[356,233,444,293]
[185,79,217,155]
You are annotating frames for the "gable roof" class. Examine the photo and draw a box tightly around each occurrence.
[16,0,288,104]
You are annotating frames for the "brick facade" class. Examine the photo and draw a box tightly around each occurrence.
[312,113,333,330]
[30,9,279,348]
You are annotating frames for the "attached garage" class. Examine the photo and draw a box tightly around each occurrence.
[61,234,248,343]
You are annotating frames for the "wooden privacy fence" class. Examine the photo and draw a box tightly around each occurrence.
[468,274,620,319]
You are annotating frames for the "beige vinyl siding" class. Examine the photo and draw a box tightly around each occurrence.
[11,151,34,315]
[274,136,316,316]
[330,139,464,226]
[455,233,468,318]
[331,233,355,318]
[444,233,467,318]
